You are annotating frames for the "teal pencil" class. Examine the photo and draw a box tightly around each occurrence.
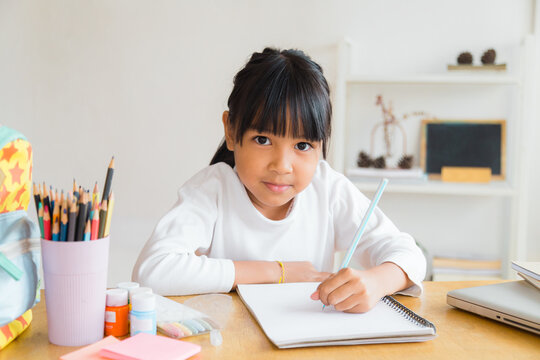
[52,216,60,241]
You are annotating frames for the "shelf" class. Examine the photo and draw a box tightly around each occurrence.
[346,73,520,85]
[351,180,515,196]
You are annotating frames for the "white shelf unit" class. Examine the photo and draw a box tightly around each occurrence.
[351,181,515,197]
[331,37,536,278]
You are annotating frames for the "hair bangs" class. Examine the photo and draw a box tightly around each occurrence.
[235,61,330,145]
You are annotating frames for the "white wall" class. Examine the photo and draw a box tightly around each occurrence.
[0,0,537,286]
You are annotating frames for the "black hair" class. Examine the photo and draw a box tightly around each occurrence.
[210,47,332,167]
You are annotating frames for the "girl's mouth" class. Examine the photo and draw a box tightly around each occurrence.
[264,182,291,193]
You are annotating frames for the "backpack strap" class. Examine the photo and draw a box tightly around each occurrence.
[0,126,27,150]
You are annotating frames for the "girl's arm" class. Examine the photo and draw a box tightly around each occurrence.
[232,261,331,289]
[132,167,233,296]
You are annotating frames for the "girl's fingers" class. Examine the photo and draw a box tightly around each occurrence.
[316,268,356,305]
[326,280,365,308]
[338,294,373,313]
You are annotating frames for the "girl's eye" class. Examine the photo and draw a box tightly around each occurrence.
[295,142,312,151]
[254,136,271,145]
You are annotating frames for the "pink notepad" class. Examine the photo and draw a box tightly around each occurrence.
[60,336,120,360]
[98,333,201,360]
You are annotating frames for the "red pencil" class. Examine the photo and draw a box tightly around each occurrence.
[43,206,51,240]
[90,201,100,240]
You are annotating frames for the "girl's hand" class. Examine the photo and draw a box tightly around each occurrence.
[310,267,384,313]
[310,262,413,313]
[283,261,332,283]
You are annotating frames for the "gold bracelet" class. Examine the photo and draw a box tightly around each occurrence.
[276,261,285,284]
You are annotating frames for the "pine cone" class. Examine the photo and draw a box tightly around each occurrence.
[357,151,372,168]
[397,154,414,169]
[373,156,386,169]
[481,49,496,65]
[457,52,473,65]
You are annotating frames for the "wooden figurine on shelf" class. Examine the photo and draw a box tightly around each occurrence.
[357,95,425,169]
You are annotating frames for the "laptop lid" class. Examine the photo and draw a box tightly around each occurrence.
[447,281,540,335]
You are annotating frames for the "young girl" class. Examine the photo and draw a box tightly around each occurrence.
[133,48,426,313]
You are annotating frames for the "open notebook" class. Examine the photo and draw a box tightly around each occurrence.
[237,282,436,348]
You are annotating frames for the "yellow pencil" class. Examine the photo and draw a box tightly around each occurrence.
[104,191,114,237]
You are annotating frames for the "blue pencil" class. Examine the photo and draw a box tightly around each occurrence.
[60,208,68,242]
[323,178,389,310]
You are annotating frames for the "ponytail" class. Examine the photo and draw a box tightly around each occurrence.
[210,140,235,167]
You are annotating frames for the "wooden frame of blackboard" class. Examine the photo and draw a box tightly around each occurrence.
[420,119,506,180]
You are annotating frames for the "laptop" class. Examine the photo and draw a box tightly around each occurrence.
[447,280,540,335]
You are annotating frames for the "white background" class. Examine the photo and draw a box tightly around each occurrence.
[1,0,538,286]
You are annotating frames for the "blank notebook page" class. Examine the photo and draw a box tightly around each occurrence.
[237,282,431,345]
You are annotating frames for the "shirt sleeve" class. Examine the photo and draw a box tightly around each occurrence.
[132,167,236,296]
[331,173,426,297]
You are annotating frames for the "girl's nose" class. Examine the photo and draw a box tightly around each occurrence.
[269,148,293,174]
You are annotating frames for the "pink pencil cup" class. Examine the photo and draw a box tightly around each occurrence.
[41,237,109,346]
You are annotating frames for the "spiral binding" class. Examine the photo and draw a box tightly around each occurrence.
[382,296,437,332]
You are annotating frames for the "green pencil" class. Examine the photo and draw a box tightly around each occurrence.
[38,202,44,239]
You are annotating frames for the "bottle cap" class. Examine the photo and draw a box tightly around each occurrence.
[129,287,152,303]
[117,281,139,291]
[106,288,128,307]
[131,293,155,312]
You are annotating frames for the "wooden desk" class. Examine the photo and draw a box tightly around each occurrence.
[1,281,538,359]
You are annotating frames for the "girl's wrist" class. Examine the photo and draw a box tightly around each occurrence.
[276,261,285,283]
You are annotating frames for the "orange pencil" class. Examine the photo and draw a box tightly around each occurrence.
[90,201,100,240]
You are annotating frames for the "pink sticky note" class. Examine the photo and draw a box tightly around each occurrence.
[98,333,201,360]
[60,336,120,360]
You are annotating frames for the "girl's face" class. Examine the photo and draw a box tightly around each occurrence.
[223,111,322,220]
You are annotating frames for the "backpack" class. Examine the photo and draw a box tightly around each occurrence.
[0,126,41,349]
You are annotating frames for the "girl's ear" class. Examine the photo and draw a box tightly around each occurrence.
[222,111,235,151]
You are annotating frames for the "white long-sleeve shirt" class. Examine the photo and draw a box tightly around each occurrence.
[132,161,426,296]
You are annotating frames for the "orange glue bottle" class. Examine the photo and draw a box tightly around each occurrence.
[105,288,129,337]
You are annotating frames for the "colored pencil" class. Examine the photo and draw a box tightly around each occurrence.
[50,186,55,214]
[43,206,51,240]
[92,182,99,208]
[104,191,115,237]
[52,201,60,229]
[60,207,68,242]
[38,202,45,239]
[33,182,41,213]
[101,157,114,203]
[75,191,89,241]
[73,179,79,200]
[90,201,100,240]
[67,191,73,210]
[83,219,91,241]
[67,200,78,242]
[322,178,389,310]
[43,183,52,216]
[98,199,108,239]
[52,215,60,241]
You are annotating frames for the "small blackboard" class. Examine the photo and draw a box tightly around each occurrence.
[420,120,506,179]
